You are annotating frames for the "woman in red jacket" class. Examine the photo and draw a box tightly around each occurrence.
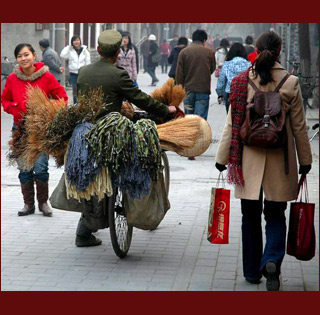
[1,43,68,217]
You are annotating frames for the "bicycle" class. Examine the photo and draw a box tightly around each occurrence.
[309,123,319,142]
[107,110,170,258]
[287,59,319,111]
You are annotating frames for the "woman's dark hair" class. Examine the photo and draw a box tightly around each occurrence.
[71,35,81,48]
[225,42,248,61]
[39,39,50,49]
[177,36,188,46]
[14,43,36,59]
[252,31,282,85]
[192,29,208,42]
[121,32,132,50]
[219,38,230,53]
[245,35,254,45]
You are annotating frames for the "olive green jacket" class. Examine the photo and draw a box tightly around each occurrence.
[77,58,169,119]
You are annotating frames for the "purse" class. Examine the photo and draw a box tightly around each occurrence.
[207,173,230,244]
[286,174,316,261]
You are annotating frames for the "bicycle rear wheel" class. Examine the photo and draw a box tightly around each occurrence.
[108,188,133,258]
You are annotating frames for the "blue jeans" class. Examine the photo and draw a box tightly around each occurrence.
[183,91,210,120]
[17,152,49,184]
[241,190,287,280]
[69,72,78,104]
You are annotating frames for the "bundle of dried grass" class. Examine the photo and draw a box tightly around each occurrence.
[7,118,28,165]
[20,86,66,169]
[151,78,185,107]
[45,87,106,167]
[16,86,106,168]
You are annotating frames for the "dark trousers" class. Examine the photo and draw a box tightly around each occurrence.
[241,189,287,280]
[146,64,158,84]
[69,72,78,105]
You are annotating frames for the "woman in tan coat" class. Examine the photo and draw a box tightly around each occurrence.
[215,31,312,291]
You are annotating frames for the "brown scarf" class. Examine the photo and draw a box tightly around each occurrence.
[227,69,250,186]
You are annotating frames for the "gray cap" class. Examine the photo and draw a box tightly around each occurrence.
[98,29,122,56]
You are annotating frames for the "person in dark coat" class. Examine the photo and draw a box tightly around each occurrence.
[39,39,64,82]
[75,29,177,247]
[168,36,188,80]
[146,34,160,86]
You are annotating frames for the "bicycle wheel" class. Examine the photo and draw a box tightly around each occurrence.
[108,188,133,258]
[306,85,317,109]
[161,151,170,197]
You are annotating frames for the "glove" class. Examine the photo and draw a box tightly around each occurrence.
[215,162,227,172]
[299,165,311,174]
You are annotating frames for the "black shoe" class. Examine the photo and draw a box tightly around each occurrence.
[75,234,102,247]
[188,157,195,160]
[245,277,261,284]
[265,262,280,291]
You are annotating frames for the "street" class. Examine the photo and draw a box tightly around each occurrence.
[1,68,319,291]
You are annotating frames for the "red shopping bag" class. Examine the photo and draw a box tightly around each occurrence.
[207,174,230,244]
[287,174,316,261]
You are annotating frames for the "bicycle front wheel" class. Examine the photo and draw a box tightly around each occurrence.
[108,188,133,258]
[161,151,170,197]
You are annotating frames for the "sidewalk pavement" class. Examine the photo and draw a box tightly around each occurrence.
[1,68,319,291]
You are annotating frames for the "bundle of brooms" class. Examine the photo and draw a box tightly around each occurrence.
[8,86,106,169]
[11,79,211,169]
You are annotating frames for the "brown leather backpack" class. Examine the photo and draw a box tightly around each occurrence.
[240,73,290,173]
[240,74,290,147]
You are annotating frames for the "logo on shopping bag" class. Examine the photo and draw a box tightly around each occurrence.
[217,201,226,212]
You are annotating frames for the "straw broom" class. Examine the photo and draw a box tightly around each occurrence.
[20,86,66,169]
[157,115,202,151]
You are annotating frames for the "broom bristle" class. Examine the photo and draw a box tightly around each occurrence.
[157,116,201,149]
[151,78,185,107]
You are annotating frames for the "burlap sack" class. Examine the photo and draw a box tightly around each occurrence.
[123,172,170,230]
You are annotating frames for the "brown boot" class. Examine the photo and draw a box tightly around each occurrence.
[35,179,52,217]
[18,180,35,216]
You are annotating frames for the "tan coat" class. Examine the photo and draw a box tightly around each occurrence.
[216,63,312,201]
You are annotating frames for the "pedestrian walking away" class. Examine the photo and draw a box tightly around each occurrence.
[159,39,170,74]
[74,29,177,248]
[1,43,68,217]
[60,35,91,104]
[216,42,251,113]
[175,29,215,160]
[168,36,188,80]
[175,29,215,121]
[146,34,160,86]
[215,31,312,291]
[39,38,64,83]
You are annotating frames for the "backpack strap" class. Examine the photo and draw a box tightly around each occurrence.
[248,78,259,92]
[248,73,290,92]
[274,73,290,92]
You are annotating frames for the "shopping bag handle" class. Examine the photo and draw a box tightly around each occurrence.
[216,172,226,188]
[297,174,309,203]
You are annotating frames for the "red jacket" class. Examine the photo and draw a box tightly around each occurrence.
[1,62,68,125]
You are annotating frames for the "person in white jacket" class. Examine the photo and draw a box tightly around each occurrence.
[60,35,91,104]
